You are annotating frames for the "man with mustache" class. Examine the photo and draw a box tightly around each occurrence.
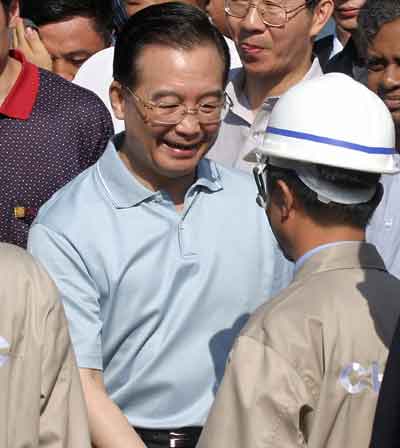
[206,0,333,172]
[28,4,291,447]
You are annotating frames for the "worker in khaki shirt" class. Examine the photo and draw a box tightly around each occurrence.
[198,73,400,448]
[0,243,90,447]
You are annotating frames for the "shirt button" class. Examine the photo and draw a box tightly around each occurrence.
[385,219,393,229]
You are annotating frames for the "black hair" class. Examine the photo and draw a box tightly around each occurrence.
[20,0,113,44]
[1,0,13,13]
[306,0,320,11]
[358,0,400,50]
[113,2,230,89]
[266,164,382,229]
[111,0,128,33]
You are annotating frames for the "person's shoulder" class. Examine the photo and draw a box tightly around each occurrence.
[380,172,400,192]
[0,243,57,306]
[242,278,325,345]
[83,46,114,64]
[74,46,115,83]
[228,66,243,83]
[211,159,255,187]
[73,47,114,97]
[249,259,399,337]
[314,34,334,71]
[225,67,245,106]
[0,243,36,270]
[208,159,262,203]
[33,165,98,230]
[38,69,112,113]
[314,34,334,55]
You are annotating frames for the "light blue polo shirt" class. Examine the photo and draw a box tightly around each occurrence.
[367,174,400,279]
[28,135,292,428]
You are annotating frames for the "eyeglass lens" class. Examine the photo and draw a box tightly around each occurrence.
[226,0,286,26]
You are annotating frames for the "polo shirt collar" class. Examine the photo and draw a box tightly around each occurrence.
[97,133,223,209]
[0,50,39,120]
[226,68,254,124]
[226,58,323,124]
[194,157,223,193]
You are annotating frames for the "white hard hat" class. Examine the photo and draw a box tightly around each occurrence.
[245,73,400,174]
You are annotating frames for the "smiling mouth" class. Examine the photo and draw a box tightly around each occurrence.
[161,140,202,156]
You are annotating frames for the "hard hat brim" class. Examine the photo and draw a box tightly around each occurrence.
[244,129,400,174]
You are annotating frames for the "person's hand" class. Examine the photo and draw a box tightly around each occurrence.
[11,17,52,71]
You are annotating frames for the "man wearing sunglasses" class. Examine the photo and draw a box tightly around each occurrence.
[28,4,291,448]
[207,0,333,172]
[198,73,400,447]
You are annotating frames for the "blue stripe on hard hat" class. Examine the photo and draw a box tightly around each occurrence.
[267,127,395,155]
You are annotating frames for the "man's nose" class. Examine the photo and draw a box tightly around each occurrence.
[175,110,202,136]
[240,3,266,32]
[381,64,400,90]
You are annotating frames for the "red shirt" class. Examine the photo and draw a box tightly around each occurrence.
[0,50,114,247]
[0,50,39,120]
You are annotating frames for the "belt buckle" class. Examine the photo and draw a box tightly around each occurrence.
[169,431,183,448]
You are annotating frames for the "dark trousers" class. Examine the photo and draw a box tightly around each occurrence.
[135,427,202,448]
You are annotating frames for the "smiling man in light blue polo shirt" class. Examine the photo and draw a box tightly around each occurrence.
[28,4,291,448]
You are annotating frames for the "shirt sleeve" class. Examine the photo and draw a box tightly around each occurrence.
[28,223,103,370]
[370,317,400,447]
[39,289,91,448]
[78,91,114,168]
[198,335,312,448]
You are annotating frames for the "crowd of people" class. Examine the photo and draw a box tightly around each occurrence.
[1,0,400,447]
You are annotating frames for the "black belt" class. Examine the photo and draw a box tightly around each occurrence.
[135,426,202,448]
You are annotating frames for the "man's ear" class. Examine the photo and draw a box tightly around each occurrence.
[309,0,334,39]
[8,0,20,27]
[109,80,126,121]
[272,179,296,223]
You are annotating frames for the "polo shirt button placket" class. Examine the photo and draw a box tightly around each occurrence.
[154,193,163,204]
[178,219,197,258]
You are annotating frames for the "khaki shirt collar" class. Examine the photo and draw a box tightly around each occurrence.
[294,242,386,282]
